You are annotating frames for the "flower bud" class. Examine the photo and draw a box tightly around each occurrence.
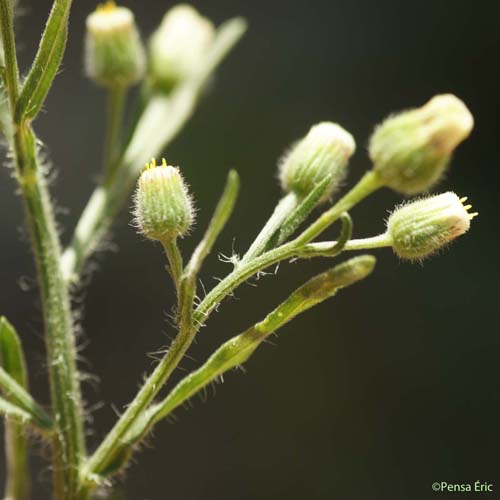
[387,192,477,260]
[149,5,216,91]
[134,159,194,242]
[85,1,145,88]
[279,122,356,201]
[369,94,473,195]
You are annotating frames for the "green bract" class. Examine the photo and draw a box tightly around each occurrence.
[369,94,473,194]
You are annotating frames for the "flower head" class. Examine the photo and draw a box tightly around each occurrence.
[134,158,194,242]
[85,1,145,88]
[369,94,473,194]
[387,192,477,260]
[279,122,355,201]
[149,4,215,91]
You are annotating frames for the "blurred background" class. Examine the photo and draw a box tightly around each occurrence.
[1,0,499,499]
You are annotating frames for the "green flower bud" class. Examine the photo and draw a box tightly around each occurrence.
[387,192,477,260]
[369,94,473,195]
[134,159,194,242]
[149,4,215,91]
[85,1,146,88]
[279,122,356,201]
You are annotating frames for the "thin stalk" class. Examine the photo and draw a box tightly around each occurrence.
[239,192,299,265]
[103,85,126,179]
[301,233,393,257]
[295,170,385,245]
[82,323,196,480]
[162,239,183,293]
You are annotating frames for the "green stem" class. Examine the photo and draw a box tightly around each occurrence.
[0,0,19,110]
[162,239,183,293]
[12,124,86,500]
[4,418,30,500]
[301,233,393,257]
[103,85,126,179]
[239,192,299,265]
[82,323,196,480]
[295,170,385,245]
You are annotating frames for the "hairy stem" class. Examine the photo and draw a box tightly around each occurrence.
[162,239,184,293]
[294,170,385,244]
[13,124,86,499]
[239,191,299,264]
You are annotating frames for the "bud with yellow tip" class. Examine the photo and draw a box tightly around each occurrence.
[386,192,477,260]
[369,94,473,195]
[134,159,194,242]
[85,1,146,88]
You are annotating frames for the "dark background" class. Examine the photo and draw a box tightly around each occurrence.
[1,1,499,499]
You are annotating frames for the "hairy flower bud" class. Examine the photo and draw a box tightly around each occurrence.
[369,94,474,195]
[134,159,194,242]
[85,1,145,88]
[149,4,215,91]
[279,122,356,201]
[387,192,477,260]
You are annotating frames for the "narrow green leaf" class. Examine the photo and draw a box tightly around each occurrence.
[0,316,28,388]
[0,316,31,499]
[276,175,332,245]
[186,170,240,278]
[15,0,71,121]
[0,0,20,109]
[0,366,52,431]
[0,395,32,424]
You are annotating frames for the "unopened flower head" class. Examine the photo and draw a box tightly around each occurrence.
[134,158,194,242]
[279,122,356,201]
[387,192,477,260]
[149,4,215,91]
[85,1,145,88]
[369,94,474,195]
